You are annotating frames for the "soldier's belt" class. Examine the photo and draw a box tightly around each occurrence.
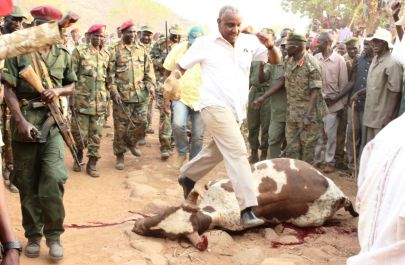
[19,98,47,109]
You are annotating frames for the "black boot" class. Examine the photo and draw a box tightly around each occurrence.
[178,176,195,199]
[259,149,268,161]
[86,156,100,177]
[249,149,259,164]
[240,207,264,228]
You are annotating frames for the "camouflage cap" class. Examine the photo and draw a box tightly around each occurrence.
[260,27,275,37]
[287,33,306,42]
[140,25,153,33]
[169,24,183,35]
[9,5,26,19]
[345,37,359,47]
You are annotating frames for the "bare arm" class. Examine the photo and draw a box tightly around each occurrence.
[392,1,404,41]
[41,82,74,103]
[4,83,37,141]
[0,181,20,265]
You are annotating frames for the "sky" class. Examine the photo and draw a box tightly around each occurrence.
[156,0,310,36]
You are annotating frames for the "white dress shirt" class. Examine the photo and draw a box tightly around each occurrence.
[178,31,268,122]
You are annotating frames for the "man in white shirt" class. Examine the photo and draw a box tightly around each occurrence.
[346,113,405,265]
[167,5,280,228]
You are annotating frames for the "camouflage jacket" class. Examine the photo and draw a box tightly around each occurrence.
[150,38,176,86]
[0,21,62,61]
[107,42,156,103]
[72,44,112,115]
[284,51,327,122]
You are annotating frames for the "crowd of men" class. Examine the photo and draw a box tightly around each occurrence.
[1,1,405,264]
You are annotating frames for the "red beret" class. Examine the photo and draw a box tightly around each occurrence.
[30,5,63,21]
[0,0,13,17]
[120,20,134,32]
[70,28,79,33]
[87,24,106,34]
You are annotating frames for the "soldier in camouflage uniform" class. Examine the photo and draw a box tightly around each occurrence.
[2,6,77,260]
[139,25,155,145]
[71,24,111,177]
[150,24,181,159]
[283,34,326,163]
[254,34,326,163]
[107,20,155,170]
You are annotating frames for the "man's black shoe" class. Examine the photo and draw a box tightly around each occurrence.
[240,207,264,228]
[178,176,195,199]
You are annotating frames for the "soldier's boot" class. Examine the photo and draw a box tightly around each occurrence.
[129,146,142,157]
[46,239,64,261]
[137,137,146,146]
[161,150,171,161]
[86,156,100,177]
[24,239,41,258]
[73,149,83,172]
[145,127,154,134]
[115,154,125,170]
[259,149,268,161]
[249,149,259,164]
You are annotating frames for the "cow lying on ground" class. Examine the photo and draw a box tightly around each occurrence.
[132,158,358,250]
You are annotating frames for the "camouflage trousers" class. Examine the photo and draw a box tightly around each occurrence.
[157,95,172,153]
[11,134,67,241]
[146,97,154,129]
[71,113,104,158]
[112,101,148,155]
[285,121,321,164]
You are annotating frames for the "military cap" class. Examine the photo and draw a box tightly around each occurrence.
[188,26,204,44]
[30,5,62,21]
[280,38,287,46]
[120,20,134,32]
[345,37,359,47]
[260,28,275,37]
[169,24,183,35]
[70,28,79,34]
[9,6,26,19]
[0,0,13,16]
[140,25,153,33]
[88,24,106,34]
[287,33,306,42]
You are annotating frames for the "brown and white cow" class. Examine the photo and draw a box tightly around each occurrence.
[132,158,358,250]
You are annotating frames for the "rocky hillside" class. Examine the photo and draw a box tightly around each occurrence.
[16,0,190,35]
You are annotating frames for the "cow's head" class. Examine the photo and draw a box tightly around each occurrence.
[132,191,211,250]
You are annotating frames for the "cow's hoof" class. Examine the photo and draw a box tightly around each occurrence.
[178,176,195,199]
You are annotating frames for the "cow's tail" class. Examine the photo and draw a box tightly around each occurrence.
[343,198,359,217]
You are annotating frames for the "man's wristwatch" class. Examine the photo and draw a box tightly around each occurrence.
[1,240,22,255]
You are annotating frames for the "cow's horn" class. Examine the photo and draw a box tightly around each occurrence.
[186,231,208,251]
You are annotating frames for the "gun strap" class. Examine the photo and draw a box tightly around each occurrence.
[31,52,64,113]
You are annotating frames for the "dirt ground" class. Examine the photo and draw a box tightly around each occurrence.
[4,109,360,265]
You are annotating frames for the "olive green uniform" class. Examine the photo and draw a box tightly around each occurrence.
[2,44,77,241]
[150,38,175,154]
[264,60,287,158]
[108,42,155,156]
[71,44,111,159]
[141,43,155,131]
[284,52,327,163]
[247,61,271,153]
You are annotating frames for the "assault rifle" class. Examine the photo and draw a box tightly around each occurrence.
[19,65,82,166]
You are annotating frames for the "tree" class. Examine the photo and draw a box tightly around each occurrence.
[281,0,383,34]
